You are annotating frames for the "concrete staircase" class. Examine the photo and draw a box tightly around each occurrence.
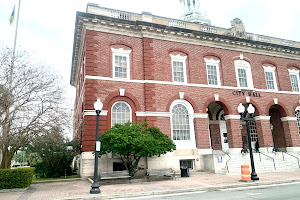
[225,151,300,174]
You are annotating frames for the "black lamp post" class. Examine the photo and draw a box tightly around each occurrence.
[270,124,279,152]
[238,103,259,181]
[240,124,248,153]
[90,98,103,194]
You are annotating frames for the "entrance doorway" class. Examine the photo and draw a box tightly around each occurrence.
[219,112,229,151]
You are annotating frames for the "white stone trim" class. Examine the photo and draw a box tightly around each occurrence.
[111,47,132,54]
[288,69,300,74]
[84,110,108,116]
[135,111,172,117]
[246,96,250,103]
[179,92,184,99]
[281,117,297,121]
[119,88,125,96]
[194,113,209,119]
[254,116,271,121]
[263,65,276,71]
[274,98,278,104]
[224,115,241,120]
[197,149,213,155]
[85,75,300,95]
[286,147,300,152]
[214,94,219,101]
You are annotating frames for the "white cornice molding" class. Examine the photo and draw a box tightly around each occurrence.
[254,116,271,121]
[170,54,187,60]
[224,115,241,120]
[84,110,108,116]
[281,117,297,121]
[288,69,300,74]
[263,65,276,71]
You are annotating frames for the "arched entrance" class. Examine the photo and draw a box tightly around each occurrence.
[269,105,287,149]
[207,101,229,151]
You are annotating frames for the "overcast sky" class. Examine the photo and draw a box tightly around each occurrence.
[0,0,299,133]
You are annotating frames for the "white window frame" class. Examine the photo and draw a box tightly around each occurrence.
[234,60,254,89]
[263,65,278,91]
[170,54,187,83]
[111,101,132,127]
[205,58,221,86]
[170,99,196,149]
[111,47,132,79]
[288,69,300,92]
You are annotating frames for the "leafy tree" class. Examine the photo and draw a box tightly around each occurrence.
[27,128,80,178]
[99,122,176,177]
[0,47,70,169]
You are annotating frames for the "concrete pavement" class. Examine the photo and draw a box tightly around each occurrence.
[1,171,300,200]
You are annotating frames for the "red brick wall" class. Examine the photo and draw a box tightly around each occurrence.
[73,30,300,152]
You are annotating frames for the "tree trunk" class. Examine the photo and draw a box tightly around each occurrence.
[0,149,14,169]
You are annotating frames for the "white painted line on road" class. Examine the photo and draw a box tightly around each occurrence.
[220,182,300,191]
[113,191,207,200]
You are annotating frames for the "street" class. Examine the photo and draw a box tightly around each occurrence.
[115,182,300,200]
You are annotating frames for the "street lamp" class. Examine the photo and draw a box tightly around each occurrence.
[270,124,279,152]
[90,98,103,194]
[240,124,248,153]
[238,103,259,181]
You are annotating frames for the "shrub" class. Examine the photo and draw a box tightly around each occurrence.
[0,167,35,189]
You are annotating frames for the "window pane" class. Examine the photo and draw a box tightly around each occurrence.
[290,74,299,92]
[172,104,190,140]
[238,68,248,87]
[173,61,185,82]
[115,55,127,78]
[112,102,131,126]
[207,65,218,85]
[265,71,275,90]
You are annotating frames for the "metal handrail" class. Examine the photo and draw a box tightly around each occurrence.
[221,150,231,173]
[282,152,300,168]
[259,152,276,170]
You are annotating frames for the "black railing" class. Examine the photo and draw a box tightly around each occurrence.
[259,152,276,170]
[221,150,231,173]
[282,152,300,168]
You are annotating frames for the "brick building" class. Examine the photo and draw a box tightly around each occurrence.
[71,2,300,179]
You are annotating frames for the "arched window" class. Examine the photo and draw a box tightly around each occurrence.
[111,101,131,126]
[172,104,190,140]
[295,107,300,136]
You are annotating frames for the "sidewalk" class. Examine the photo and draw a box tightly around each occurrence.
[1,171,300,200]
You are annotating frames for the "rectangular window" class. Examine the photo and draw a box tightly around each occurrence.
[238,68,248,87]
[173,61,185,82]
[207,65,218,85]
[180,160,194,169]
[265,71,275,90]
[290,74,299,92]
[114,55,128,78]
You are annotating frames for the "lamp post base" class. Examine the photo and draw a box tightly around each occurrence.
[90,181,100,194]
[251,172,259,181]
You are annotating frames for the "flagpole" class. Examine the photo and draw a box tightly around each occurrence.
[10,0,21,86]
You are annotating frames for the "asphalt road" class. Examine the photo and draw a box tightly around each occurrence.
[115,182,300,200]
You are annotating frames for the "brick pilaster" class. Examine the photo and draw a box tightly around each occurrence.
[194,118,211,149]
[225,116,242,148]
[281,117,300,147]
[255,116,273,148]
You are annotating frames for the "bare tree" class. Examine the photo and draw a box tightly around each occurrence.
[0,47,70,169]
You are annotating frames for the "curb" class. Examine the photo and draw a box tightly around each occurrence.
[60,178,300,200]
[32,178,82,184]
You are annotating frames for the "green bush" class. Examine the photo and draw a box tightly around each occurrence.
[0,167,35,189]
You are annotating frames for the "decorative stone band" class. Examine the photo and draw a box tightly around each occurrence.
[84,110,108,116]
[254,116,271,121]
[281,117,297,121]
[136,112,208,118]
[224,115,241,120]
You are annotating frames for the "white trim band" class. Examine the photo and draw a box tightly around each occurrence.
[136,111,172,117]
[281,117,297,121]
[84,110,108,116]
[254,116,271,121]
[194,113,209,119]
[224,115,241,120]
